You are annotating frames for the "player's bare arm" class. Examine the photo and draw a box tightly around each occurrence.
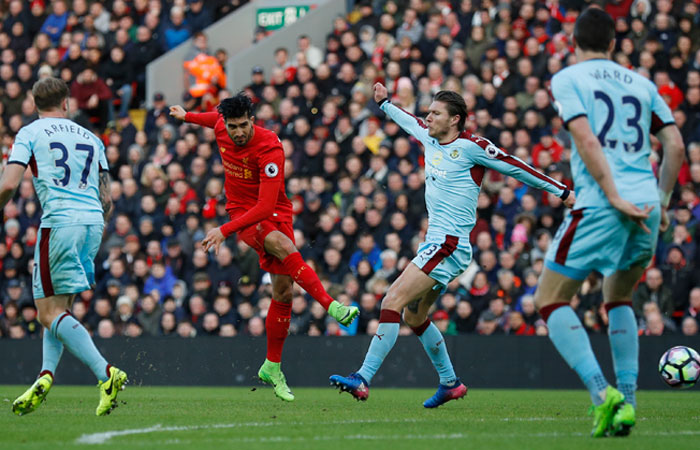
[0,163,25,210]
[567,115,652,232]
[655,125,686,231]
[98,171,113,222]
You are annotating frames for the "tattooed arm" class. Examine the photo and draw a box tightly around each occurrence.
[99,171,113,222]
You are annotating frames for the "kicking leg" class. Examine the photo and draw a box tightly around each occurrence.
[535,268,623,437]
[404,291,467,408]
[603,266,644,435]
[265,230,358,324]
[331,263,435,400]
[258,274,295,402]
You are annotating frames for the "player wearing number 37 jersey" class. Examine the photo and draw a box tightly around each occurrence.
[1,77,127,417]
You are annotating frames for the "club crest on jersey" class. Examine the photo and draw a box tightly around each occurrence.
[220,147,226,153]
[264,162,279,177]
[242,157,249,165]
[485,144,503,159]
[450,149,459,159]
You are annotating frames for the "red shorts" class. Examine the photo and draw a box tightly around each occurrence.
[233,214,295,275]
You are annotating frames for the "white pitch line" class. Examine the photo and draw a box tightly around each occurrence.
[75,418,421,445]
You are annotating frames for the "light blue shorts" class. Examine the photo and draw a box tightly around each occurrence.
[412,235,472,289]
[33,224,103,299]
[545,203,661,280]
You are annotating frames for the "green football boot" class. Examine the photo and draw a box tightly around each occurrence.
[328,301,359,326]
[12,372,53,416]
[96,366,128,416]
[590,386,625,437]
[258,359,295,402]
[610,403,636,437]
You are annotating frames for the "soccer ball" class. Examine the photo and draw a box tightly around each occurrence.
[658,346,700,389]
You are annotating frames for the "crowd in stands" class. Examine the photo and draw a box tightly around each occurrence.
[1,0,700,340]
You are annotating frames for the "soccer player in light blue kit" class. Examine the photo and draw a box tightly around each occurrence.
[330,82,575,407]
[534,8,685,437]
[1,78,128,416]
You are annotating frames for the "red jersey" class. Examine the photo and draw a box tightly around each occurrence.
[184,111,293,237]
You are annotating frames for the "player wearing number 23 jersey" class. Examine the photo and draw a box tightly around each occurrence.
[7,117,108,297]
[547,59,675,278]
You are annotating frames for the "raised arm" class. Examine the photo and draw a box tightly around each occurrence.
[374,82,429,142]
[468,135,574,207]
[169,105,219,128]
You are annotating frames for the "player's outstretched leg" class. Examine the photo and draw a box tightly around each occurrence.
[96,365,128,416]
[12,372,53,416]
[281,252,358,325]
[258,296,295,402]
[411,319,467,408]
[330,309,401,400]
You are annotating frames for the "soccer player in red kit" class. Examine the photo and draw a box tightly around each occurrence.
[170,94,359,401]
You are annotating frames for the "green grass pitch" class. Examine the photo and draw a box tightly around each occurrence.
[1,386,698,449]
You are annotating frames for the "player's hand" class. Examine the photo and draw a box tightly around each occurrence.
[201,227,225,255]
[563,190,576,208]
[609,197,653,234]
[169,105,187,121]
[660,207,670,232]
[373,82,388,103]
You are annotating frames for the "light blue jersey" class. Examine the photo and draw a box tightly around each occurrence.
[380,100,567,286]
[550,59,675,209]
[7,117,108,227]
[381,101,567,242]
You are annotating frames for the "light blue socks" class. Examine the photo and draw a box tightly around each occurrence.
[417,322,457,386]
[40,328,63,376]
[607,305,638,407]
[357,322,400,384]
[547,306,608,405]
[50,313,109,382]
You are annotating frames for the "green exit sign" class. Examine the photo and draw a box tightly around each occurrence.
[256,5,312,30]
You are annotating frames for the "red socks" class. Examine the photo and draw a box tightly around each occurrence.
[265,299,292,363]
[282,252,334,310]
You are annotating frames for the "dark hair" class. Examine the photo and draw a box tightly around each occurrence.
[217,92,254,120]
[574,7,614,53]
[434,90,467,131]
[32,77,69,111]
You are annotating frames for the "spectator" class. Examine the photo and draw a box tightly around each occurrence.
[163,6,191,51]
[136,294,162,337]
[632,268,674,318]
[143,261,177,300]
[433,309,457,335]
[70,66,111,128]
[186,0,213,33]
[40,0,68,45]
[681,316,698,336]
